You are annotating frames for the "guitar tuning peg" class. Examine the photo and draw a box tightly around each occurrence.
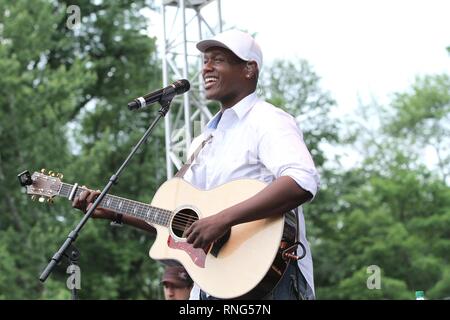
[47,198,54,204]
[31,195,37,201]
[38,197,46,203]
[41,168,46,174]
[51,173,56,177]
[48,170,53,176]
[57,173,64,179]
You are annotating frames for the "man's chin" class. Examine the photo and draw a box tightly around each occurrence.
[205,91,219,101]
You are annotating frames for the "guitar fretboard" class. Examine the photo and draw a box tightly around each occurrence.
[58,183,172,227]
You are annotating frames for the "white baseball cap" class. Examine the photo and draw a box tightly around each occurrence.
[196,29,263,70]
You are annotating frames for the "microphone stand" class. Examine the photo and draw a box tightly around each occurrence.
[39,97,175,298]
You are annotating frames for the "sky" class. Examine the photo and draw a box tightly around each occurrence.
[218,0,450,115]
[147,0,450,116]
[145,0,450,168]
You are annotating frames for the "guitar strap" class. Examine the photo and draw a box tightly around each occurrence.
[174,134,213,178]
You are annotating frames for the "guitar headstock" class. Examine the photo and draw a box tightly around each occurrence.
[18,169,64,203]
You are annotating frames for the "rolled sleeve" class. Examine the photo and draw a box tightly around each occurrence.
[258,113,320,200]
[280,167,320,199]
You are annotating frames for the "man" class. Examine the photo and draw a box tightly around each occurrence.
[73,29,319,300]
[161,266,193,300]
[180,29,319,300]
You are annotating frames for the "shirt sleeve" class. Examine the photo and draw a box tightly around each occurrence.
[258,111,320,200]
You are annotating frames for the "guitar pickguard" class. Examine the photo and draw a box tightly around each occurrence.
[167,235,208,268]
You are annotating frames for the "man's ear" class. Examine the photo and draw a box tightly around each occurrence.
[245,61,257,79]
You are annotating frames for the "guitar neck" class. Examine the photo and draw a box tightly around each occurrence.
[58,183,172,227]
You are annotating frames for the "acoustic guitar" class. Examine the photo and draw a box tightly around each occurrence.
[19,170,299,299]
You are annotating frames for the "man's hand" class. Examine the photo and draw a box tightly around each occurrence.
[183,213,231,249]
[183,176,313,250]
[72,188,115,220]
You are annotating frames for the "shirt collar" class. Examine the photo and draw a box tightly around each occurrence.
[229,91,258,120]
[206,92,258,130]
[206,111,223,129]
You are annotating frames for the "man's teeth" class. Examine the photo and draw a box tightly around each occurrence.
[205,77,218,83]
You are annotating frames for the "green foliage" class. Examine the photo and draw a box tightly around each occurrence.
[0,0,163,299]
[312,73,450,299]
[313,165,450,299]
[427,266,450,299]
[318,267,411,300]
[383,74,450,182]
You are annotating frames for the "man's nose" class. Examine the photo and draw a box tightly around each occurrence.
[203,60,214,73]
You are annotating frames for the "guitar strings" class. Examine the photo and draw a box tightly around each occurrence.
[60,183,203,228]
[59,184,213,236]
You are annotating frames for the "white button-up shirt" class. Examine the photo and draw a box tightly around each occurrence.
[184,92,320,299]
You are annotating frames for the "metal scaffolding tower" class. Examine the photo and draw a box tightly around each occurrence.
[161,0,223,178]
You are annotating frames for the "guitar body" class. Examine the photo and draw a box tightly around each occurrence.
[148,178,294,299]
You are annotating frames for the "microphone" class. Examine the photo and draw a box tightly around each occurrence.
[128,79,190,110]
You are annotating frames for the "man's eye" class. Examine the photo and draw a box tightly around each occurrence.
[203,57,224,64]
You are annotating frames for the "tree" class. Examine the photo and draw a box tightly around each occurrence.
[313,71,450,299]
[0,0,164,299]
[383,74,450,183]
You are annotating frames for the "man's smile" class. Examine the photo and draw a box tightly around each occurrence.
[204,76,219,90]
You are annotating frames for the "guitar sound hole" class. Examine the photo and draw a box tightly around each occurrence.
[171,208,199,238]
